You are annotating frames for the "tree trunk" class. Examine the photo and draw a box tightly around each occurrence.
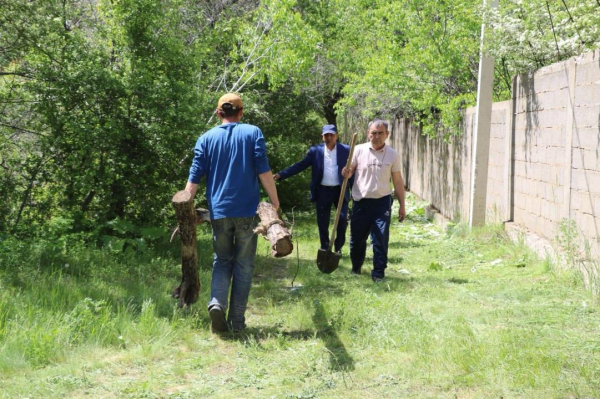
[171,190,200,307]
[255,202,293,258]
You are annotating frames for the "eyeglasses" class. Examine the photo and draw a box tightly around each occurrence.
[368,162,383,168]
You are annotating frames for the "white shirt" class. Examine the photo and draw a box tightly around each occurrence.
[321,145,340,186]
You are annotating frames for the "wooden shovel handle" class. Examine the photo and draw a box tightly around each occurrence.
[328,133,358,251]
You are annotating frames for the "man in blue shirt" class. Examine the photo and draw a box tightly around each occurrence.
[274,124,352,253]
[185,93,279,333]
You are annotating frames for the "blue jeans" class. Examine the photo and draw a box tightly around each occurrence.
[208,216,258,331]
[316,185,349,252]
[349,195,392,279]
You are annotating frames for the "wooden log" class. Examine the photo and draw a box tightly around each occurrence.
[255,202,293,258]
[171,190,200,307]
[170,207,210,242]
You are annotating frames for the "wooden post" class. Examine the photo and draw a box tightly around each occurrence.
[171,190,200,307]
[255,202,293,258]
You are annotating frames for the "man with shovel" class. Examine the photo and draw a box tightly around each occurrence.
[274,124,353,254]
[342,119,406,282]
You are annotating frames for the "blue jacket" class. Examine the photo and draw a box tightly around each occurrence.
[277,142,353,203]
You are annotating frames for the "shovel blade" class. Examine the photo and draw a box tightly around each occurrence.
[316,249,341,274]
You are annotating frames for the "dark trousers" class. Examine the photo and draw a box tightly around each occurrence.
[316,185,348,252]
[349,195,392,278]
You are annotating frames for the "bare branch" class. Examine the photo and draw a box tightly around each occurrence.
[544,1,561,61]
[0,122,47,137]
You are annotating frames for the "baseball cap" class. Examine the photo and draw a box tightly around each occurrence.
[322,124,337,135]
[217,93,243,111]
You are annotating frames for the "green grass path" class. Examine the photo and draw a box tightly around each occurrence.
[1,197,599,398]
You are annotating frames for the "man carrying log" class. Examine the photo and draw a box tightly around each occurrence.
[184,93,279,333]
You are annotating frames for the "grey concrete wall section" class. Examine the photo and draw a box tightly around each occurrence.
[353,48,600,259]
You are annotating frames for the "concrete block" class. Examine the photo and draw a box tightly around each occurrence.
[546,184,560,202]
[541,199,552,219]
[551,166,562,185]
[571,190,582,210]
[580,193,595,215]
[551,202,562,222]
[535,164,545,181]
[574,83,600,107]
[538,89,569,110]
[526,196,535,213]
[594,196,600,217]
[491,110,507,124]
[581,214,599,238]
[513,206,525,222]
[537,109,568,129]
[571,169,600,193]
[537,181,546,198]
[572,128,600,150]
[535,70,570,92]
[575,61,600,87]
[574,105,600,128]
[532,196,542,215]
[557,167,566,186]
[572,148,584,169]
[583,149,600,171]
[551,129,567,147]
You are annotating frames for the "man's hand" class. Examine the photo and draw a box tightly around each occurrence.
[342,166,354,178]
[398,205,406,223]
[273,173,281,181]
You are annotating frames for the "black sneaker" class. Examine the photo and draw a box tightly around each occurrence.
[209,305,229,333]
[372,276,384,283]
[351,268,361,275]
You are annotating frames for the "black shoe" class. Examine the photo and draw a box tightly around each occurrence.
[232,324,247,333]
[351,268,361,275]
[209,305,229,333]
[372,276,384,283]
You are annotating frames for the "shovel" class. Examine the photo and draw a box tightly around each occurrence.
[317,133,358,274]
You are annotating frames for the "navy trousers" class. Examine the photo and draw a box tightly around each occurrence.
[316,185,348,252]
[349,195,392,278]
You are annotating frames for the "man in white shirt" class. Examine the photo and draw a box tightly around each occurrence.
[275,124,353,252]
[342,119,406,282]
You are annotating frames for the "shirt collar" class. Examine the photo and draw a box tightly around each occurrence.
[369,143,386,152]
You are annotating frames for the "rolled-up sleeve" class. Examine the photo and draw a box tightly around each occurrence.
[254,130,271,174]
[188,137,206,183]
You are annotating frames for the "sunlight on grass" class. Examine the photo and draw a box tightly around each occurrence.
[1,193,599,398]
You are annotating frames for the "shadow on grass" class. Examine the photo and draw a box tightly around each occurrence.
[221,300,355,371]
[387,240,425,250]
[312,300,355,371]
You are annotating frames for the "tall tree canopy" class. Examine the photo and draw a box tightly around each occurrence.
[1,0,599,237]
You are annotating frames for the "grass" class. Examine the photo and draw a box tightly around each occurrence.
[1,194,599,398]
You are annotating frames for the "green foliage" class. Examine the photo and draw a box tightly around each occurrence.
[487,0,600,87]
[3,0,600,238]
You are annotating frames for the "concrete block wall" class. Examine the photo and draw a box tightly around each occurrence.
[511,59,571,241]
[358,48,600,259]
[569,50,600,255]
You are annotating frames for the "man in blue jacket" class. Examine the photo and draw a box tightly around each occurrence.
[185,93,279,333]
[274,124,352,253]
